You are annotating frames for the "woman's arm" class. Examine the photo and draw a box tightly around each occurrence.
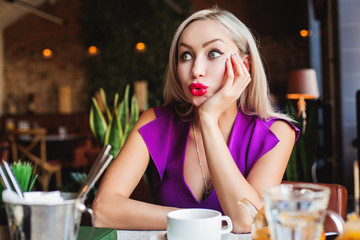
[200,116,295,233]
[198,53,296,233]
[92,108,177,230]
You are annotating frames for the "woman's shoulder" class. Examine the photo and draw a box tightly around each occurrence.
[236,110,300,142]
[135,106,175,129]
[133,108,156,130]
[265,117,300,143]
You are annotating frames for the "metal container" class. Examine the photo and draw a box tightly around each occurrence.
[3,192,92,240]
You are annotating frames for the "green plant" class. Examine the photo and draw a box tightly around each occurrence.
[0,161,38,224]
[284,99,318,182]
[89,84,139,158]
[0,161,38,201]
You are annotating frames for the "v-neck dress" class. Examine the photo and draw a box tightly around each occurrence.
[139,106,299,213]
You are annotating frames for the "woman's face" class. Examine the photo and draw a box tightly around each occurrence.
[177,19,240,106]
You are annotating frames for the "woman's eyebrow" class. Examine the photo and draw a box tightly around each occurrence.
[178,38,224,50]
[178,42,193,50]
[202,38,224,47]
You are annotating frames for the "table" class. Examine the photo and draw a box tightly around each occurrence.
[116,230,252,240]
[44,133,88,163]
[9,129,88,165]
[0,225,252,240]
[16,131,89,169]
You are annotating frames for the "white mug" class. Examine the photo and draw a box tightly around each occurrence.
[167,208,233,240]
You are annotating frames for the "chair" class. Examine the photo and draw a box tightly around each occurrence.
[6,128,62,191]
[283,181,347,233]
[0,140,10,162]
[356,90,360,160]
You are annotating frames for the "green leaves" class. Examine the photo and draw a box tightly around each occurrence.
[90,96,107,146]
[10,161,38,192]
[89,84,139,159]
[105,111,122,157]
[0,161,38,206]
[284,99,318,182]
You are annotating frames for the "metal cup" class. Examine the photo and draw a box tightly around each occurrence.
[3,192,93,240]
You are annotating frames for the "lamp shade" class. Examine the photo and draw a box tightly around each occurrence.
[287,68,320,99]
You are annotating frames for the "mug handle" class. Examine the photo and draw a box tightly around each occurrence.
[221,216,233,234]
[326,210,345,236]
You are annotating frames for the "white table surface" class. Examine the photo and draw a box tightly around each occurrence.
[116,230,252,240]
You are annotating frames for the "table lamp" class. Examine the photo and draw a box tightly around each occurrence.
[287,68,320,133]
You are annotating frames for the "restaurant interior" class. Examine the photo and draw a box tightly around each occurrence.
[0,0,359,238]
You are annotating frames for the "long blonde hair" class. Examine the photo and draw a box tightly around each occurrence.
[163,7,291,121]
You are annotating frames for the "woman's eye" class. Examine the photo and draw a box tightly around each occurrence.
[180,52,192,61]
[209,50,223,59]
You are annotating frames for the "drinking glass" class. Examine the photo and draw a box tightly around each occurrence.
[263,183,344,240]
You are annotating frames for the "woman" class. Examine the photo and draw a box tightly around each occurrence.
[92,7,299,233]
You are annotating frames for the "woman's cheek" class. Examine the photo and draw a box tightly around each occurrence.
[211,61,227,86]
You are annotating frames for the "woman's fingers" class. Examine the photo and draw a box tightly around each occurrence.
[232,53,251,83]
[225,57,234,87]
[199,53,251,119]
[226,53,251,96]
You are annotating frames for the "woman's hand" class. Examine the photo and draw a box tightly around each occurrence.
[199,53,251,121]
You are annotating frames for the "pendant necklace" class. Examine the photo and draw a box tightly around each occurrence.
[192,120,212,200]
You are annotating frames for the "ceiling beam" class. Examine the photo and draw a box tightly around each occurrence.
[0,0,46,29]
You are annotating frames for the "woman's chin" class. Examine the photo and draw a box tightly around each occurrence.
[191,98,207,107]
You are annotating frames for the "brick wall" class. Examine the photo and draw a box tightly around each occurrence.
[3,0,88,114]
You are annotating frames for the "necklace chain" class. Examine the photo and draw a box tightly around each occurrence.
[192,120,212,199]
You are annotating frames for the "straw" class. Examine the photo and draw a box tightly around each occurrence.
[2,161,24,198]
[77,144,112,201]
[0,165,12,191]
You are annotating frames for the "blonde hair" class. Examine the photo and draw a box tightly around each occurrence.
[163,7,291,121]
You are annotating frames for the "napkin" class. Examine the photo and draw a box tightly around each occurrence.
[2,189,64,205]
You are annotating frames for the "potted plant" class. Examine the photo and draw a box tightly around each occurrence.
[0,161,38,225]
[89,84,139,159]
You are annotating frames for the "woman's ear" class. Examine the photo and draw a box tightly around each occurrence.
[243,55,251,72]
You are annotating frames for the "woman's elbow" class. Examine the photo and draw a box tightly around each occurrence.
[92,197,109,228]
[231,216,253,234]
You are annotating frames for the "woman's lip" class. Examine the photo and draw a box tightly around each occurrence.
[189,83,208,96]
[189,83,208,90]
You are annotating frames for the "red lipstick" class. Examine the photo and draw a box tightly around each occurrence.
[189,83,208,96]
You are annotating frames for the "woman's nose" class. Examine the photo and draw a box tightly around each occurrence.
[192,57,205,78]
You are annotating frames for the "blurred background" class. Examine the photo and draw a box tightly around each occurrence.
[0,0,359,206]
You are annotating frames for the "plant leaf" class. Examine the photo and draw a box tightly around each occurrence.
[28,173,38,192]
[113,93,119,111]
[9,161,38,192]
[100,88,112,121]
[104,111,122,158]
[130,95,139,126]
[118,100,126,134]
[125,95,139,139]
[123,84,130,124]
[90,97,107,146]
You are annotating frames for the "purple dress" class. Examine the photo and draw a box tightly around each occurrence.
[139,106,299,212]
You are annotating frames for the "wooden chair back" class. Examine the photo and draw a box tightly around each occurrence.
[7,128,47,165]
[6,128,62,191]
[0,140,10,162]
